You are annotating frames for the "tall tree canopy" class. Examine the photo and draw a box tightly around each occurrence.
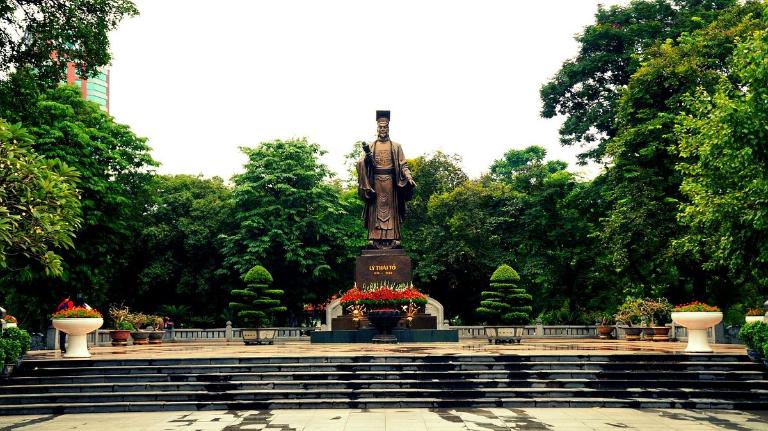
[540,0,737,162]
[674,18,768,305]
[0,85,156,328]
[125,175,237,325]
[0,0,138,85]
[223,139,359,315]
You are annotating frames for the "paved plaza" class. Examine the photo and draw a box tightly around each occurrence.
[23,338,746,361]
[1,408,768,430]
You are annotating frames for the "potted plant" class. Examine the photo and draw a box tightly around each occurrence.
[639,298,673,341]
[593,312,616,339]
[108,305,134,346]
[0,338,21,376]
[230,265,286,345]
[147,315,165,344]
[2,315,17,328]
[671,302,722,352]
[615,298,643,341]
[746,308,766,324]
[126,312,150,345]
[738,321,768,362]
[0,327,29,376]
[51,306,103,358]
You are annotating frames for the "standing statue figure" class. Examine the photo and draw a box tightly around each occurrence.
[357,110,416,249]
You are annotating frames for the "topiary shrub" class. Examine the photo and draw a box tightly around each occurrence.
[230,265,287,327]
[476,264,532,324]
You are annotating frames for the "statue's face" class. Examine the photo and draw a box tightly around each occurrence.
[377,121,389,140]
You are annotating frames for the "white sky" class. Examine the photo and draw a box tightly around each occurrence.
[109,0,627,182]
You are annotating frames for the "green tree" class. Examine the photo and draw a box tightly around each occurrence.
[222,139,358,316]
[477,264,531,324]
[540,0,737,162]
[0,1,138,85]
[0,85,157,329]
[596,2,765,304]
[674,18,768,303]
[0,119,81,276]
[230,265,286,327]
[126,175,237,323]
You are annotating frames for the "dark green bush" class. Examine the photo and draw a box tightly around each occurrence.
[0,338,21,365]
[2,327,31,355]
[739,321,768,351]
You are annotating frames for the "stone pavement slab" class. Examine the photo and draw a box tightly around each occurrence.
[1,408,767,430]
[23,338,746,362]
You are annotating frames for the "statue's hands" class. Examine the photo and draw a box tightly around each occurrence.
[408,177,417,187]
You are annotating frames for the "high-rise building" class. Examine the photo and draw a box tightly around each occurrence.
[64,62,110,113]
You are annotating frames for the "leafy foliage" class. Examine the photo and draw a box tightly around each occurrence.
[674,18,768,301]
[127,175,237,320]
[540,0,737,162]
[0,84,156,330]
[0,119,81,276]
[222,138,360,314]
[0,1,138,85]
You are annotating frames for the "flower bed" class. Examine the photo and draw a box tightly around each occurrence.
[52,307,103,319]
[340,282,427,310]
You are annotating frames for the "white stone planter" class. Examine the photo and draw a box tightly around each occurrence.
[52,318,103,358]
[746,315,766,324]
[4,322,17,328]
[671,311,722,353]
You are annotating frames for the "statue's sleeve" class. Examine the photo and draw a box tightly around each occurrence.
[356,156,374,200]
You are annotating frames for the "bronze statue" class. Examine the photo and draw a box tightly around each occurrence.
[356,110,416,249]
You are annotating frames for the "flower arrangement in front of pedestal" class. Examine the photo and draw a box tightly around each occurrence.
[340,282,428,312]
[51,307,102,319]
[673,302,719,312]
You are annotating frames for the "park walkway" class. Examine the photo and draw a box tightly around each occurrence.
[2,407,768,430]
[23,338,746,360]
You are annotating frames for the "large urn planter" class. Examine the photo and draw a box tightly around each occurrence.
[52,318,104,358]
[367,310,402,343]
[671,311,722,353]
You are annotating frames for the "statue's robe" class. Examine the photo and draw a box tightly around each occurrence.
[356,140,414,241]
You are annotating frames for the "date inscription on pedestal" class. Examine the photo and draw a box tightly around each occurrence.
[355,255,412,287]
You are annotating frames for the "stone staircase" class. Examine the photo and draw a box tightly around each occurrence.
[1,354,766,414]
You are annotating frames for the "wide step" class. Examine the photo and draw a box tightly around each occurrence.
[1,353,764,414]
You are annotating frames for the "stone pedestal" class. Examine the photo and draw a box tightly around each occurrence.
[355,249,412,286]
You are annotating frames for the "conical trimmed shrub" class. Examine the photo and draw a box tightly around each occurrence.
[229,265,287,327]
[476,264,532,324]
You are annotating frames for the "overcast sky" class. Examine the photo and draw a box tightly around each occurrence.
[109,0,627,182]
